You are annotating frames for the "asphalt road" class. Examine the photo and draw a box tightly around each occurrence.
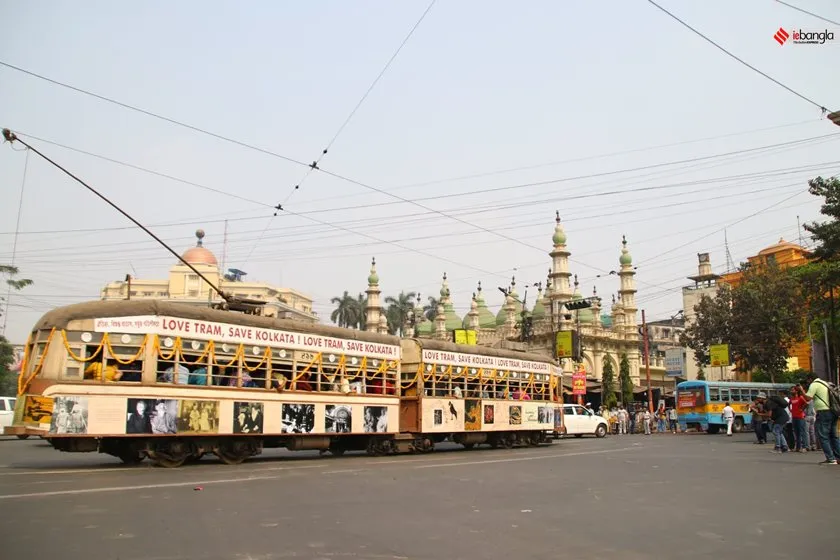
[0,433,837,560]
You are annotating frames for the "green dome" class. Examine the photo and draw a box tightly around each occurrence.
[475,293,496,329]
[552,211,567,245]
[367,257,379,284]
[619,236,632,265]
[600,314,613,328]
[443,302,462,332]
[495,299,522,326]
[577,307,596,323]
[416,318,433,335]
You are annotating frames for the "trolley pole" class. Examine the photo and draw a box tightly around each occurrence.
[642,309,652,412]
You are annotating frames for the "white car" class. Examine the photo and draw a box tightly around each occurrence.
[562,404,608,438]
[0,396,17,431]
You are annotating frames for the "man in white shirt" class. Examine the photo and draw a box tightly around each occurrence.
[722,401,735,436]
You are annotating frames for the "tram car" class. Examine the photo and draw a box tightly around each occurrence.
[5,300,564,468]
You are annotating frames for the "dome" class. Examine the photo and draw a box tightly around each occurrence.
[443,302,462,332]
[181,229,218,266]
[416,318,433,335]
[619,235,632,266]
[758,237,804,256]
[474,284,497,329]
[552,211,567,246]
[600,314,613,328]
[367,257,379,285]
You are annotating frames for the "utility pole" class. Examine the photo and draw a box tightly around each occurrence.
[642,309,652,412]
[125,274,132,300]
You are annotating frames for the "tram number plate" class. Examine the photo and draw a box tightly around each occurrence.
[297,351,317,363]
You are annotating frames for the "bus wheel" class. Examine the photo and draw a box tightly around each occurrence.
[733,417,745,433]
[707,425,720,435]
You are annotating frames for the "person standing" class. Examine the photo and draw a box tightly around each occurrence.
[800,373,840,465]
[761,394,790,454]
[617,406,627,435]
[643,408,652,435]
[788,385,809,453]
[668,407,678,433]
[750,395,767,444]
[805,397,818,451]
[721,402,735,436]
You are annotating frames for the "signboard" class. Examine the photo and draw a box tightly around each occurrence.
[678,393,696,409]
[664,348,685,377]
[94,315,401,359]
[572,369,587,396]
[420,348,551,374]
[555,331,573,358]
[709,344,730,367]
[453,329,477,346]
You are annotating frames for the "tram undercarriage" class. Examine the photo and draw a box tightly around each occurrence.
[46,430,553,468]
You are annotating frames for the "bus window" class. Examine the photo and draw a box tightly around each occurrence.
[708,387,719,402]
[719,388,731,402]
[731,389,741,402]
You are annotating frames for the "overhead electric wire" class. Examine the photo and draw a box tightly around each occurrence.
[776,0,840,26]
[646,0,834,114]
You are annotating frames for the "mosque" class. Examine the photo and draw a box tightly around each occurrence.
[362,213,644,385]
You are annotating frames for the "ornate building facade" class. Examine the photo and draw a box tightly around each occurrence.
[362,214,643,384]
[100,230,318,323]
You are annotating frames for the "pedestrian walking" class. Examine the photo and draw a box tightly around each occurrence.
[721,401,735,436]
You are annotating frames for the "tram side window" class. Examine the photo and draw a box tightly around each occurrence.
[270,358,293,391]
[103,335,145,382]
[211,345,240,387]
[180,342,210,386]
[62,331,103,380]
[367,362,397,395]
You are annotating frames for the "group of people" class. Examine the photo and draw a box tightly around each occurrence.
[597,403,679,435]
[747,373,840,465]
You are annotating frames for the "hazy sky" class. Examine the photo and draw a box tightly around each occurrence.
[1,0,838,343]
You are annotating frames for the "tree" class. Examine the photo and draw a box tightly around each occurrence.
[330,291,360,328]
[681,263,806,382]
[423,296,440,321]
[384,291,417,336]
[619,353,633,406]
[803,176,840,261]
[601,355,617,409]
[680,284,734,371]
[0,265,32,396]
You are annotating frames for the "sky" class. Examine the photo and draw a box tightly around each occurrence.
[1,0,839,344]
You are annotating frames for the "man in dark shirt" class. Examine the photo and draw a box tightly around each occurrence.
[761,394,790,453]
[749,394,767,444]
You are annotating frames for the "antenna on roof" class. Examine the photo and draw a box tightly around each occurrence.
[1,128,238,307]
[797,215,804,247]
[724,229,735,273]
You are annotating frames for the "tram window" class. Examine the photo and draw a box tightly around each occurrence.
[270,359,293,391]
[211,345,240,387]
[62,331,104,380]
[106,335,144,382]
[181,344,210,386]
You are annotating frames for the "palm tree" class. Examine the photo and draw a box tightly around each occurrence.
[354,293,368,330]
[330,291,359,328]
[423,296,440,321]
[385,291,417,336]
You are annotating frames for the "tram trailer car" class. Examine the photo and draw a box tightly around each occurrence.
[6,300,564,468]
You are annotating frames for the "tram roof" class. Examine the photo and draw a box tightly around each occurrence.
[405,337,554,364]
[31,299,402,346]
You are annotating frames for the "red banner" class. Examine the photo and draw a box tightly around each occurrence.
[572,370,587,396]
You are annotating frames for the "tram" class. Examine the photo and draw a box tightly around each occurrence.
[5,300,564,467]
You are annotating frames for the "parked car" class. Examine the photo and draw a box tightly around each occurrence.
[561,404,608,438]
[1,396,29,439]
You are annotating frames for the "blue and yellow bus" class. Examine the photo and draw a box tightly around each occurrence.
[676,380,795,434]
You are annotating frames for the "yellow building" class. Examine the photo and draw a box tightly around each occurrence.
[100,229,318,323]
[719,238,812,374]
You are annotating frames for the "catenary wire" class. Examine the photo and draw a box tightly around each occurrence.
[775,0,840,26]
[645,0,834,113]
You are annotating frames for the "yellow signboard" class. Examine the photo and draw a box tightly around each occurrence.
[710,344,730,367]
[453,329,477,345]
[555,331,573,358]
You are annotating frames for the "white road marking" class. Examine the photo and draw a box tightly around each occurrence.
[0,474,278,500]
[412,446,642,469]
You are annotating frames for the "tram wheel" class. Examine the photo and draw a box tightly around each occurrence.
[502,434,514,449]
[118,450,145,464]
[150,453,187,469]
[462,442,475,450]
[215,441,250,465]
[149,441,190,468]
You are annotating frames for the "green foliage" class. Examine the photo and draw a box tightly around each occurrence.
[0,336,18,395]
[384,291,417,336]
[329,291,368,330]
[1,265,33,320]
[619,353,633,405]
[803,176,840,261]
[601,355,617,409]
[751,367,800,385]
[697,366,706,381]
[681,262,806,382]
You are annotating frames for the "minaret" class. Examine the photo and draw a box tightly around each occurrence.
[504,291,517,335]
[548,211,573,322]
[378,313,388,335]
[365,257,382,333]
[435,299,446,338]
[467,293,480,330]
[591,286,602,328]
[611,293,625,333]
[618,236,638,340]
